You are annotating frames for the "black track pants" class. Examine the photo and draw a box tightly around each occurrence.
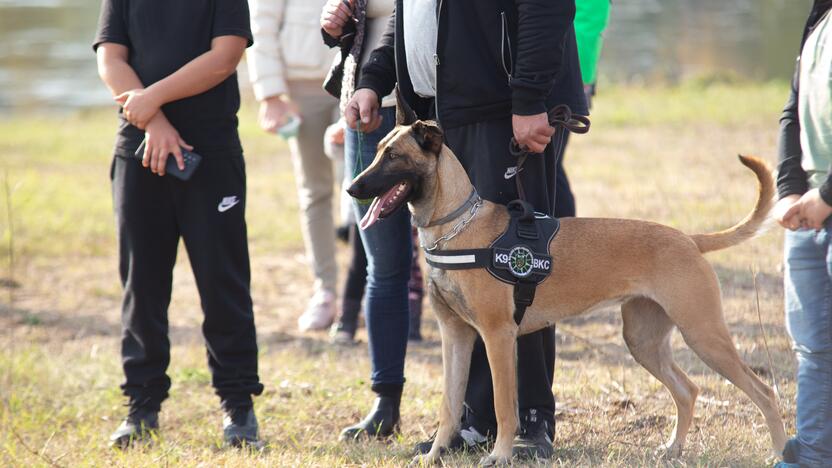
[443,117,570,435]
[112,155,264,410]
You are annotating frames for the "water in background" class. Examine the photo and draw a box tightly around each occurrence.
[603,0,812,84]
[0,0,814,111]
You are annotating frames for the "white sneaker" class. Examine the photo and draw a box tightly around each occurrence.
[298,289,336,332]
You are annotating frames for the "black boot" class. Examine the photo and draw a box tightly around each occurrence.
[330,298,361,344]
[109,402,160,449]
[512,408,554,460]
[339,385,401,441]
[223,405,260,448]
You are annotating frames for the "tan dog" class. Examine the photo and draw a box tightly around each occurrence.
[347,104,786,465]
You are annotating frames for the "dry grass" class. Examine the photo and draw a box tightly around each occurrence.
[0,82,796,467]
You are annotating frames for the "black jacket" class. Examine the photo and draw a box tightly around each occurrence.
[356,0,587,130]
[777,0,832,202]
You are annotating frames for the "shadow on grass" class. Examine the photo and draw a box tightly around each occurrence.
[556,307,793,384]
[1,302,121,339]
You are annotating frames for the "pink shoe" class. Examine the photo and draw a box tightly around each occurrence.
[298,289,336,332]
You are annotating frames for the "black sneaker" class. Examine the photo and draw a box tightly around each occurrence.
[340,395,400,441]
[413,424,494,456]
[223,406,260,448]
[512,408,554,460]
[413,406,494,455]
[109,405,159,449]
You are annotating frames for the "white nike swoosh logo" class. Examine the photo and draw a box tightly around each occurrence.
[217,199,240,212]
[504,167,523,179]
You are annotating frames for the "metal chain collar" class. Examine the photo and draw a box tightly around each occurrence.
[421,196,483,252]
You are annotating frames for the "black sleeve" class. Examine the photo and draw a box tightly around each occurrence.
[819,171,832,205]
[511,0,576,115]
[322,28,341,48]
[777,41,809,199]
[92,0,129,51]
[321,18,357,49]
[213,0,254,47]
[356,8,397,102]
[776,55,809,199]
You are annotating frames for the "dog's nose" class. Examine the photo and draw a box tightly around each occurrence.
[346,180,363,198]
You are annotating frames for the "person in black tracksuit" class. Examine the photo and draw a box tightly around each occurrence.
[94,0,263,448]
[346,0,587,458]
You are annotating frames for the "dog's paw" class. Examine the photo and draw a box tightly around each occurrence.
[409,454,438,467]
[654,441,683,459]
[478,454,510,466]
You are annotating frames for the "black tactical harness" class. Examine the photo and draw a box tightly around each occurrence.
[421,104,586,326]
[424,199,560,326]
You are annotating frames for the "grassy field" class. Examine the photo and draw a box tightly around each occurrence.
[0,81,798,467]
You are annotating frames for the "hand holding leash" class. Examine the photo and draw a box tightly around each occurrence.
[509,104,590,156]
[345,88,383,132]
[321,0,354,38]
[509,104,590,201]
[512,113,555,154]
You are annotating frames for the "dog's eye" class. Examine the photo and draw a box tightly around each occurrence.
[387,152,398,160]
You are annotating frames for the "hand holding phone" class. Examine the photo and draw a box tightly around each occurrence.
[135,139,203,181]
[276,114,302,139]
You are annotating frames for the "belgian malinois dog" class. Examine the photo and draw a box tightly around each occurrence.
[347,98,786,466]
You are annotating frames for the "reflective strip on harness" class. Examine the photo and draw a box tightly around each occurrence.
[424,252,477,265]
[424,249,491,270]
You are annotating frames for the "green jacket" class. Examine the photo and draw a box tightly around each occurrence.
[574,0,611,85]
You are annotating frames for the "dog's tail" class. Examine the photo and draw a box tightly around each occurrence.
[689,155,775,254]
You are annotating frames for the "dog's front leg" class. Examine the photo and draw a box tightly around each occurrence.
[478,325,518,466]
[413,294,477,466]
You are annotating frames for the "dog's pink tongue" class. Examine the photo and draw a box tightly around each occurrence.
[359,185,403,230]
[359,197,384,230]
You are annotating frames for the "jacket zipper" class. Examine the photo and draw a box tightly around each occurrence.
[434,0,444,124]
[500,11,513,84]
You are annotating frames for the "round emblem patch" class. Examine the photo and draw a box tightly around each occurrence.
[508,246,534,278]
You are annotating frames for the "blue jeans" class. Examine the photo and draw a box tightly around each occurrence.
[784,224,832,467]
[345,106,412,387]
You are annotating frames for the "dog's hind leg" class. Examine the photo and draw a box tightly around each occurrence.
[477,324,519,466]
[621,298,700,458]
[657,265,786,457]
[418,291,478,465]
[674,303,786,457]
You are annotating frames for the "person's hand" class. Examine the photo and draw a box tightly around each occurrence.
[321,0,353,38]
[783,189,832,230]
[345,88,381,132]
[512,113,555,154]
[142,113,192,176]
[773,194,802,230]
[115,88,161,130]
[258,95,296,133]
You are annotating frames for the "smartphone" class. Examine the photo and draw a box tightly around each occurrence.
[134,139,203,181]
[276,115,302,139]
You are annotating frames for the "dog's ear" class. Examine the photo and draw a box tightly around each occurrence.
[395,85,418,126]
[411,120,444,155]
